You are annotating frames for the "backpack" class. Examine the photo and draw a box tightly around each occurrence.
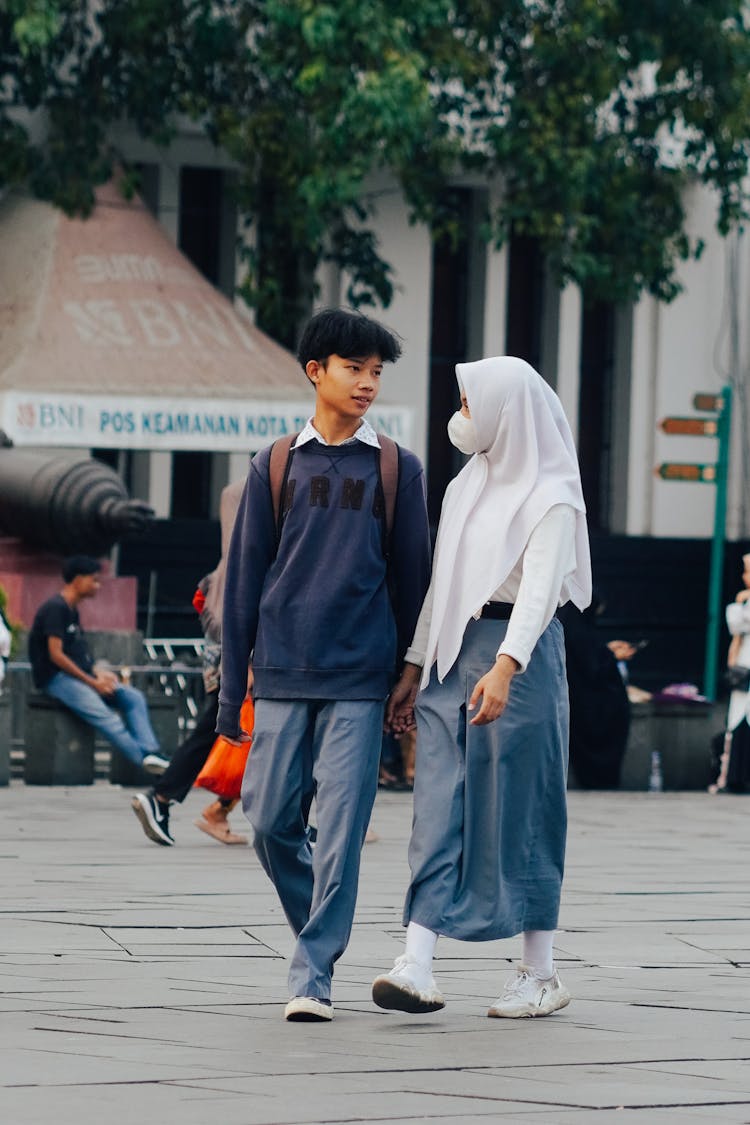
[267,432,400,560]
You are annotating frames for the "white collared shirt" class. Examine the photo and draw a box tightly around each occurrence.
[293,417,380,449]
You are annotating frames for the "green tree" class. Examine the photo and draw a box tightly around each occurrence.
[2,1,749,345]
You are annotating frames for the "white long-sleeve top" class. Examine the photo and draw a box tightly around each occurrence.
[725,598,750,729]
[726,599,750,641]
[405,503,576,674]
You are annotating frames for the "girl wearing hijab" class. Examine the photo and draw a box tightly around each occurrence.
[372,356,591,1019]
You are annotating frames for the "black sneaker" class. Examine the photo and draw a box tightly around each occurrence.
[131,792,174,845]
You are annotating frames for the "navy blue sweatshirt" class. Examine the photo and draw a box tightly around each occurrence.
[217,439,430,738]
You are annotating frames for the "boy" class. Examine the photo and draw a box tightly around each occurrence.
[28,556,169,774]
[218,308,430,1021]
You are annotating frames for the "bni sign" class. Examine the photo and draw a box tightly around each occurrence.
[1,392,414,452]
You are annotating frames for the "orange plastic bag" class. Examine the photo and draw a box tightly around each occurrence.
[195,697,254,801]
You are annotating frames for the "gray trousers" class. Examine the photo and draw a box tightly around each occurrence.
[242,698,384,999]
[405,616,569,940]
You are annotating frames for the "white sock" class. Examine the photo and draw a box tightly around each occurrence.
[404,921,438,967]
[522,930,555,979]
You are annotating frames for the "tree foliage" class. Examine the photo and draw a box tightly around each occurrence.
[2,0,750,343]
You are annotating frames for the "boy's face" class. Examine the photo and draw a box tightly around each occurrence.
[306,353,382,420]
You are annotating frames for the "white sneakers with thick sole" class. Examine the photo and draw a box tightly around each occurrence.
[371,953,445,1014]
[487,966,571,1018]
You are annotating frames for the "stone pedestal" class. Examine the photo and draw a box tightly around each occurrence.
[109,692,180,787]
[622,700,724,790]
[24,693,95,785]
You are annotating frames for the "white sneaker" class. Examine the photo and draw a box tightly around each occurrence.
[142,753,170,775]
[487,965,571,1018]
[284,996,334,1022]
[372,953,445,1014]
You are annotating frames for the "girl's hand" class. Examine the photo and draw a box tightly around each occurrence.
[468,655,519,726]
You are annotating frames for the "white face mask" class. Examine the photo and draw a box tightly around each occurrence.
[447,411,478,455]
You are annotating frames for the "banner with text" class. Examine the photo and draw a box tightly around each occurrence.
[0,392,413,452]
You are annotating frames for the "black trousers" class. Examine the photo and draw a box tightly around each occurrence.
[154,690,221,804]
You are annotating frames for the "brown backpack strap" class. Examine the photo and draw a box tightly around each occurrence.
[269,431,399,551]
[268,433,298,534]
[377,433,400,541]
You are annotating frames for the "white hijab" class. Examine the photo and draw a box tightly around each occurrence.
[423,355,592,685]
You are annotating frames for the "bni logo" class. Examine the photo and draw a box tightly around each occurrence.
[16,402,37,428]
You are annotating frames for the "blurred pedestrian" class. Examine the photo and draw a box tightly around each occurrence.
[131,480,249,845]
[558,596,630,789]
[710,552,750,793]
[28,556,169,775]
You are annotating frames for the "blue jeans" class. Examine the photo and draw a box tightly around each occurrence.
[45,673,160,767]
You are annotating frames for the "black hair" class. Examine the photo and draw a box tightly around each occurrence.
[297,308,402,370]
[62,555,101,583]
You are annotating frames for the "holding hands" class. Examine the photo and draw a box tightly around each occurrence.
[386,654,520,732]
[386,663,421,734]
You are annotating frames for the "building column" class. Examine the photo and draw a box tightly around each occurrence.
[147,451,172,518]
[228,452,250,485]
[626,295,659,536]
[556,283,582,445]
[481,189,508,358]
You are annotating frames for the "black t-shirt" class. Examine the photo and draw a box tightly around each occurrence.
[28,594,94,689]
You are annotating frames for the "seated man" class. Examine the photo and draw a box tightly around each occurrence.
[28,555,169,774]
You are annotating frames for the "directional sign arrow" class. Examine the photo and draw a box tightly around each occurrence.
[659,416,719,436]
[692,393,723,413]
[655,463,717,483]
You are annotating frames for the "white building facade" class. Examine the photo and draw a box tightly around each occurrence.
[26,121,750,541]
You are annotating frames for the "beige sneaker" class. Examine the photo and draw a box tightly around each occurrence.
[284,996,334,1022]
[488,966,571,1018]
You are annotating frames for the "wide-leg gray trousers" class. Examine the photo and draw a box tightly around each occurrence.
[242,698,384,999]
[404,616,569,940]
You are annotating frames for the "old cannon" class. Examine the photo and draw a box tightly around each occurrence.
[0,431,154,555]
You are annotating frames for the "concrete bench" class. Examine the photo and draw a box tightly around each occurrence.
[24,692,95,785]
[108,691,181,786]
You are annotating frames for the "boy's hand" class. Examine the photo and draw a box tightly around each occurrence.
[93,671,118,696]
[222,732,252,748]
[389,703,416,735]
[385,663,420,731]
[468,655,519,726]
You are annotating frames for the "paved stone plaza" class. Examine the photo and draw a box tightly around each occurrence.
[1,783,748,1124]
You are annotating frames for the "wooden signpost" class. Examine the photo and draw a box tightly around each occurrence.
[655,387,732,700]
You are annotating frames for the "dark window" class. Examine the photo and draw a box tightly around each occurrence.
[505,231,544,369]
[91,448,132,492]
[178,167,223,286]
[578,300,616,533]
[171,451,212,519]
[427,190,471,523]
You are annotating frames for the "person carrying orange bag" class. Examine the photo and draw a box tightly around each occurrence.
[195,696,254,802]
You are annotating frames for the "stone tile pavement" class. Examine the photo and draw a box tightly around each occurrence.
[0,783,748,1124]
